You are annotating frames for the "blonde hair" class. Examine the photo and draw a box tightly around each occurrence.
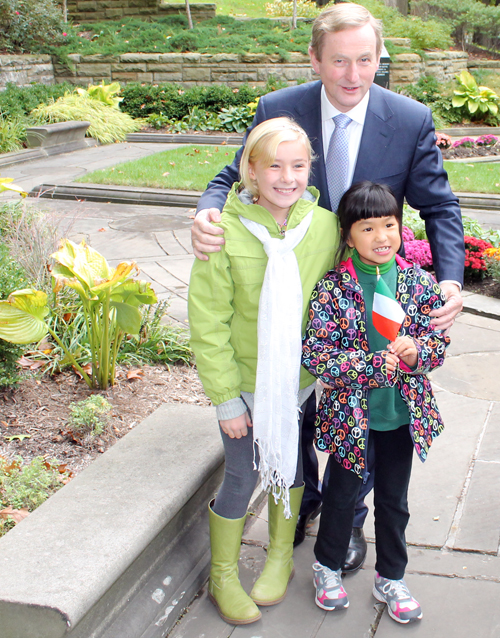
[310,3,383,61]
[240,117,314,198]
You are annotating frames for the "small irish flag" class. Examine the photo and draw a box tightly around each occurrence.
[372,271,406,341]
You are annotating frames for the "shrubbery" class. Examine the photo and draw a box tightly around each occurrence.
[0,0,67,53]
[120,82,262,120]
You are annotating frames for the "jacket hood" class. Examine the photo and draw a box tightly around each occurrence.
[223,183,320,233]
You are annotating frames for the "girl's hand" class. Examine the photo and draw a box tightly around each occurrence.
[385,352,400,374]
[220,412,253,439]
[388,336,418,368]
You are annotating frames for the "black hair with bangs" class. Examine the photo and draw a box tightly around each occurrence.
[335,180,402,265]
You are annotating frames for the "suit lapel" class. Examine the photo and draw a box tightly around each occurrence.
[353,84,396,184]
[293,82,329,208]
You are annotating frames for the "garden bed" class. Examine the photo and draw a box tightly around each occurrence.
[0,363,209,476]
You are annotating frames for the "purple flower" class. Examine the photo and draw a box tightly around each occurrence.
[404,239,433,268]
[476,134,498,147]
[402,226,415,242]
[453,136,475,149]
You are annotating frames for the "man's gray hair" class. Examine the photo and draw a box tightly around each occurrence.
[310,3,383,60]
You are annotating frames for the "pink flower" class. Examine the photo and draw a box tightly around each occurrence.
[15,10,20,14]
[404,239,433,268]
[63,32,67,36]
[402,226,415,242]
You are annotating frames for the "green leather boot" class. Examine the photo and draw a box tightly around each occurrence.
[251,484,304,606]
[207,502,262,625]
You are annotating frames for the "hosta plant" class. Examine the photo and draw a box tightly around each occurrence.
[452,71,500,118]
[0,240,157,389]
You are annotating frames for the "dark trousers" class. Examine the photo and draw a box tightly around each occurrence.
[314,424,414,581]
[299,392,374,527]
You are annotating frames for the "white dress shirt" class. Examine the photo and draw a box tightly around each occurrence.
[321,85,370,189]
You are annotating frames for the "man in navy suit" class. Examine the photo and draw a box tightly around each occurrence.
[191,3,464,571]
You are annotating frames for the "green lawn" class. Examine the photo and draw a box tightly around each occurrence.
[76,145,238,192]
[168,0,269,18]
[444,160,500,194]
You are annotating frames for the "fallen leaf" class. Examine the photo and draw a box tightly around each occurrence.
[221,141,227,145]
[127,368,144,380]
[1,421,12,428]
[169,162,175,167]
[0,506,29,524]
[98,228,107,232]
[162,172,170,177]
[194,148,200,153]
[4,434,31,442]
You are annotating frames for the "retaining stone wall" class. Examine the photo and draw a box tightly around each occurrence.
[0,54,54,90]
[0,49,470,92]
[61,1,215,22]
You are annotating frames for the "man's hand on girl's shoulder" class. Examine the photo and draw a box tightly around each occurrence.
[191,208,225,260]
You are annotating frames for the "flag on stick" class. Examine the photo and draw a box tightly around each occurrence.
[372,273,405,341]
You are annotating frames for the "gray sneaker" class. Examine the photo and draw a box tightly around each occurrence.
[313,562,349,611]
[373,572,422,624]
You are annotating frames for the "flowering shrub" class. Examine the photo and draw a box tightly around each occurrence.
[435,133,452,150]
[404,239,433,268]
[402,226,415,242]
[452,137,475,149]
[484,247,500,282]
[476,135,498,147]
[464,235,493,278]
[0,0,66,53]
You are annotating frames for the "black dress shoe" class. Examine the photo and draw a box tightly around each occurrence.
[342,527,367,573]
[293,503,322,547]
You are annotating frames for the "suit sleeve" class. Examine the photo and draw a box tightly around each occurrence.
[404,108,465,285]
[301,280,396,390]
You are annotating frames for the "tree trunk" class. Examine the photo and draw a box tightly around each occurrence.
[382,0,408,16]
[292,0,297,30]
[185,0,194,30]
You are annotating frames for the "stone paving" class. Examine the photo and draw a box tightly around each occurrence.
[2,143,500,637]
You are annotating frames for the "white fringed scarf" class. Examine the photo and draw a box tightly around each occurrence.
[239,210,313,518]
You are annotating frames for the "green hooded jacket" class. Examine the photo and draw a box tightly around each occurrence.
[188,184,339,406]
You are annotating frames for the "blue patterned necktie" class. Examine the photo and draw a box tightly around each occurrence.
[326,113,352,213]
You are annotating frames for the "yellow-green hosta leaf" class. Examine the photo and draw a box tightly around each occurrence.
[0,289,48,344]
[452,95,467,108]
[110,280,157,307]
[52,239,111,288]
[457,70,477,92]
[488,103,499,116]
[90,261,138,295]
[110,301,142,335]
[0,177,27,197]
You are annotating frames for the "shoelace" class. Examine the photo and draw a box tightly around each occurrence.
[384,579,411,599]
[322,567,342,589]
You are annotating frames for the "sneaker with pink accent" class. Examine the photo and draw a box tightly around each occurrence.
[312,562,349,611]
[373,573,422,624]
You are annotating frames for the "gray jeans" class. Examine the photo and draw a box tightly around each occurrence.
[212,401,306,519]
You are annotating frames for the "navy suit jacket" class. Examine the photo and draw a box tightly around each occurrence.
[197,81,465,284]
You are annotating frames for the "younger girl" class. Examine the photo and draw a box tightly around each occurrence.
[188,118,339,625]
[301,181,450,624]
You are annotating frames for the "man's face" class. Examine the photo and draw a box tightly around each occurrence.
[309,24,380,113]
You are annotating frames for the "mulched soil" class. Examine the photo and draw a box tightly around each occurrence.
[464,276,500,299]
[441,144,500,160]
[0,364,210,476]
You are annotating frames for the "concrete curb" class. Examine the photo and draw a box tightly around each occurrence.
[462,291,500,320]
[437,127,500,137]
[29,183,202,208]
[0,140,98,170]
[0,403,224,638]
[126,133,244,145]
